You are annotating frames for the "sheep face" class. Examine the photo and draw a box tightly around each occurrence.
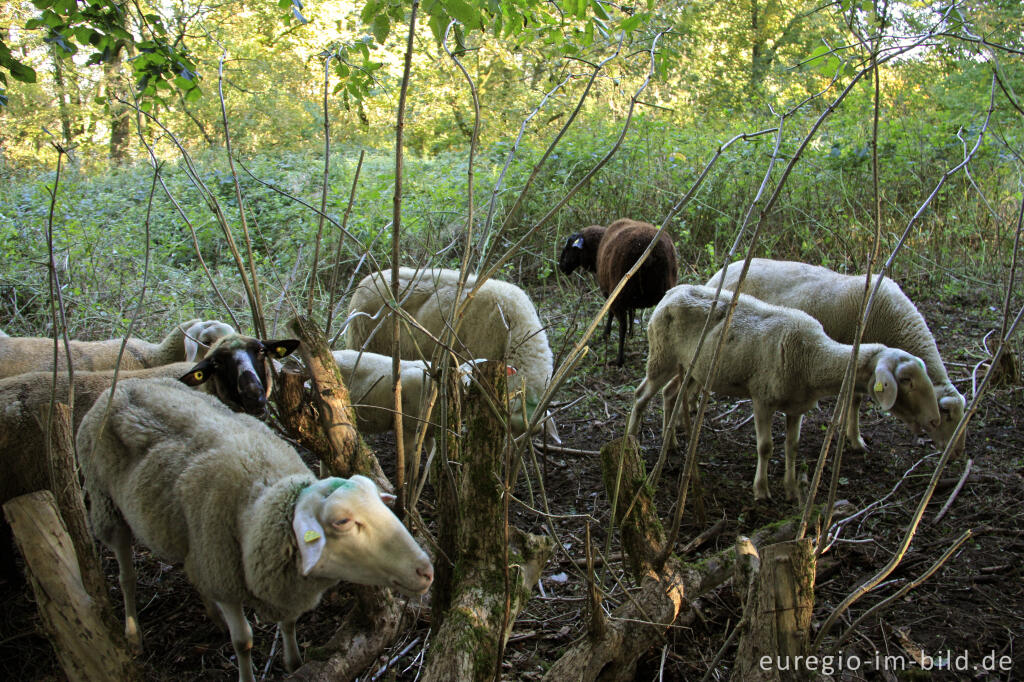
[870,349,941,439]
[180,336,299,414]
[293,475,433,596]
[558,233,588,274]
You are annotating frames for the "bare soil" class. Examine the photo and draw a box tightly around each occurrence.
[2,288,1022,681]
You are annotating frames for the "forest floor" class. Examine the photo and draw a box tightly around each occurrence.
[2,287,1022,681]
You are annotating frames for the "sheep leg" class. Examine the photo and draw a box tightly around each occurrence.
[751,402,775,501]
[109,524,141,652]
[89,493,142,652]
[217,600,255,682]
[783,412,805,502]
[615,309,628,366]
[279,618,301,672]
[845,394,868,452]
[661,375,683,450]
[627,373,666,439]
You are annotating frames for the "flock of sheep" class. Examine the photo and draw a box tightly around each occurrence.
[0,216,967,680]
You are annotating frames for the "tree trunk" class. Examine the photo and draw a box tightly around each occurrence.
[286,316,389,489]
[731,539,816,681]
[103,44,131,164]
[421,360,554,681]
[39,402,108,610]
[3,491,138,681]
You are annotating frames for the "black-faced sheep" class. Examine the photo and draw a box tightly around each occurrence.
[0,318,235,379]
[558,218,678,365]
[0,334,298,582]
[706,258,966,455]
[77,377,432,682]
[625,284,940,501]
[345,267,560,442]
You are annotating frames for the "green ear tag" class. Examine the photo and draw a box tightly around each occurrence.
[304,530,321,543]
[874,381,884,393]
[277,346,286,356]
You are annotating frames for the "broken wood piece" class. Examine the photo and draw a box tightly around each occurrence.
[3,490,137,681]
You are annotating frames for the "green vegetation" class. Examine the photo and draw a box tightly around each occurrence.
[0,0,1020,339]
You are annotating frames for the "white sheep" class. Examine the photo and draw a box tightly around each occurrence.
[334,349,487,461]
[0,334,298,582]
[77,377,433,682]
[706,258,966,454]
[346,267,560,442]
[625,284,940,501]
[0,318,236,379]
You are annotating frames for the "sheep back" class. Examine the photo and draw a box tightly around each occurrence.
[78,378,334,622]
[0,318,205,379]
[595,219,678,312]
[347,267,553,406]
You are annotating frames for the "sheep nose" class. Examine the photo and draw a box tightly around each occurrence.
[417,561,434,585]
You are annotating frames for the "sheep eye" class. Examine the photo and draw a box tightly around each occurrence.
[332,518,353,531]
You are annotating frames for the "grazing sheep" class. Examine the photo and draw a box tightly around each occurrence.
[77,378,433,682]
[0,334,298,582]
[0,318,236,379]
[625,284,940,501]
[706,258,966,455]
[346,267,560,442]
[334,349,486,461]
[558,218,678,365]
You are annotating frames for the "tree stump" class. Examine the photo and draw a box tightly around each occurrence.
[421,360,554,681]
[731,538,816,681]
[3,491,137,681]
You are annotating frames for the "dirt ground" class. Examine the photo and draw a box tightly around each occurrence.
[2,289,1022,681]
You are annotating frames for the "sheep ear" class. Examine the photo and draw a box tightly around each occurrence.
[180,358,214,386]
[265,339,300,359]
[380,492,397,507]
[184,336,201,363]
[871,364,898,410]
[293,478,347,576]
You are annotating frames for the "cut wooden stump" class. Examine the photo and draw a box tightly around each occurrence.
[731,538,816,681]
[3,490,137,681]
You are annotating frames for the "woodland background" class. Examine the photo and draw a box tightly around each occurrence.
[1,0,1023,679]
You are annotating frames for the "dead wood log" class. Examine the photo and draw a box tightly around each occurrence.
[544,438,802,682]
[731,538,816,681]
[275,365,333,465]
[286,316,389,488]
[421,360,554,682]
[3,490,137,681]
[39,402,108,609]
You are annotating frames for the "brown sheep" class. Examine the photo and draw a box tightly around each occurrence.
[558,218,678,365]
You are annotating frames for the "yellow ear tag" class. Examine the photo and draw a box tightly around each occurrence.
[303,530,321,543]
[276,346,286,356]
[874,381,884,393]
[194,370,204,381]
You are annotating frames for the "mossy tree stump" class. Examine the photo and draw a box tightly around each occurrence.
[731,538,816,681]
[421,360,553,681]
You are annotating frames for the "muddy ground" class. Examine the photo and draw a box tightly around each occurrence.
[2,287,1022,681]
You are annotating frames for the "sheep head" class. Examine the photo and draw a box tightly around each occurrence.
[292,475,433,596]
[179,336,299,415]
[558,225,605,275]
[870,349,941,439]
